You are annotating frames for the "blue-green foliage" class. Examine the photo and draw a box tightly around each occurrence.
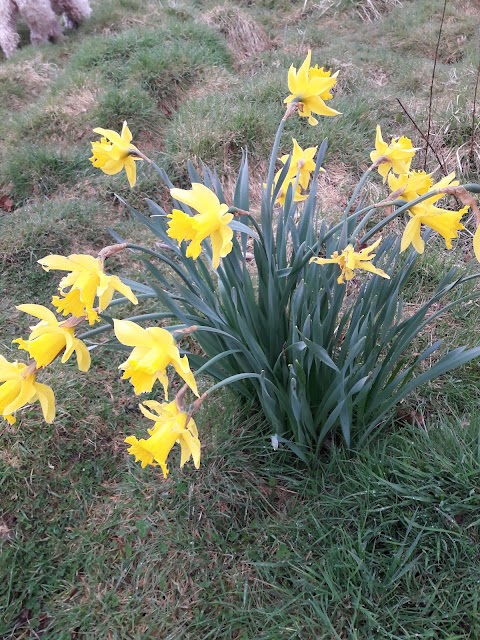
[99,132,480,462]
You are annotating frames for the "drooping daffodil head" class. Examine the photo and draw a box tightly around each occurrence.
[167,183,234,269]
[400,204,468,254]
[114,319,199,399]
[388,171,459,215]
[38,253,138,326]
[13,304,90,371]
[0,356,55,425]
[271,138,320,206]
[125,399,200,478]
[370,125,416,181]
[89,121,141,187]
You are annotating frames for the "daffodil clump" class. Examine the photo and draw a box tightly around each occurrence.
[4,49,480,471]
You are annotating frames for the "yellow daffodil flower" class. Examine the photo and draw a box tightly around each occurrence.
[89,121,141,187]
[274,177,308,207]
[0,356,55,425]
[38,253,138,325]
[114,319,199,398]
[280,139,318,189]
[284,49,340,126]
[400,204,468,254]
[167,183,234,269]
[273,138,318,206]
[13,304,90,371]
[388,171,459,215]
[125,399,201,477]
[370,125,416,181]
[386,170,466,253]
[310,238,390,284]
[474,226,480,262]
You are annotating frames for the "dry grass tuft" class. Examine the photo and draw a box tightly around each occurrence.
[60,89,97,117]
[0,58,59,109]
[313,0,401,20]
[316,162,352,216]
[0,57,59,88]
[203,5,271,62]
[353,0,402,21]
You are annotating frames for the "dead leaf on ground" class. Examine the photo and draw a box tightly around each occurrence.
[0,195,14,212]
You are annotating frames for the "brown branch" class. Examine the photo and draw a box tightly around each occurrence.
[424,0,448,170]
[396,98,448,176]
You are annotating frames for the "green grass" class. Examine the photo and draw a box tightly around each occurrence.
[92,86,160,132]
[3,146,88,206]
[3,406,480,638]
[1,0,480,637]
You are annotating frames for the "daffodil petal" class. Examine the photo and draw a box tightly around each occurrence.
[474,225,480,263]
[114,319,152,348]
[16,304,58,324]
[34,383,56,423]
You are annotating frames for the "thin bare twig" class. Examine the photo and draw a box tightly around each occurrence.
[470,56,480,160]
[424,0,448,170]
[396,98,448,176]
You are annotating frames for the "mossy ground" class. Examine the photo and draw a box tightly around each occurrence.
[1,0,480,637]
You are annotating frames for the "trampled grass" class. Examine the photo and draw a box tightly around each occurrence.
[1,0,480,636]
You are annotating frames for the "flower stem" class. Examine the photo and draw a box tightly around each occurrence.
[130,149,172,185]
[97,243,128,261]
[266,118,287,193]
[204,372,262,396]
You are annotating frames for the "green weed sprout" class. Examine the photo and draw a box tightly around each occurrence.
[3,50,480,472]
